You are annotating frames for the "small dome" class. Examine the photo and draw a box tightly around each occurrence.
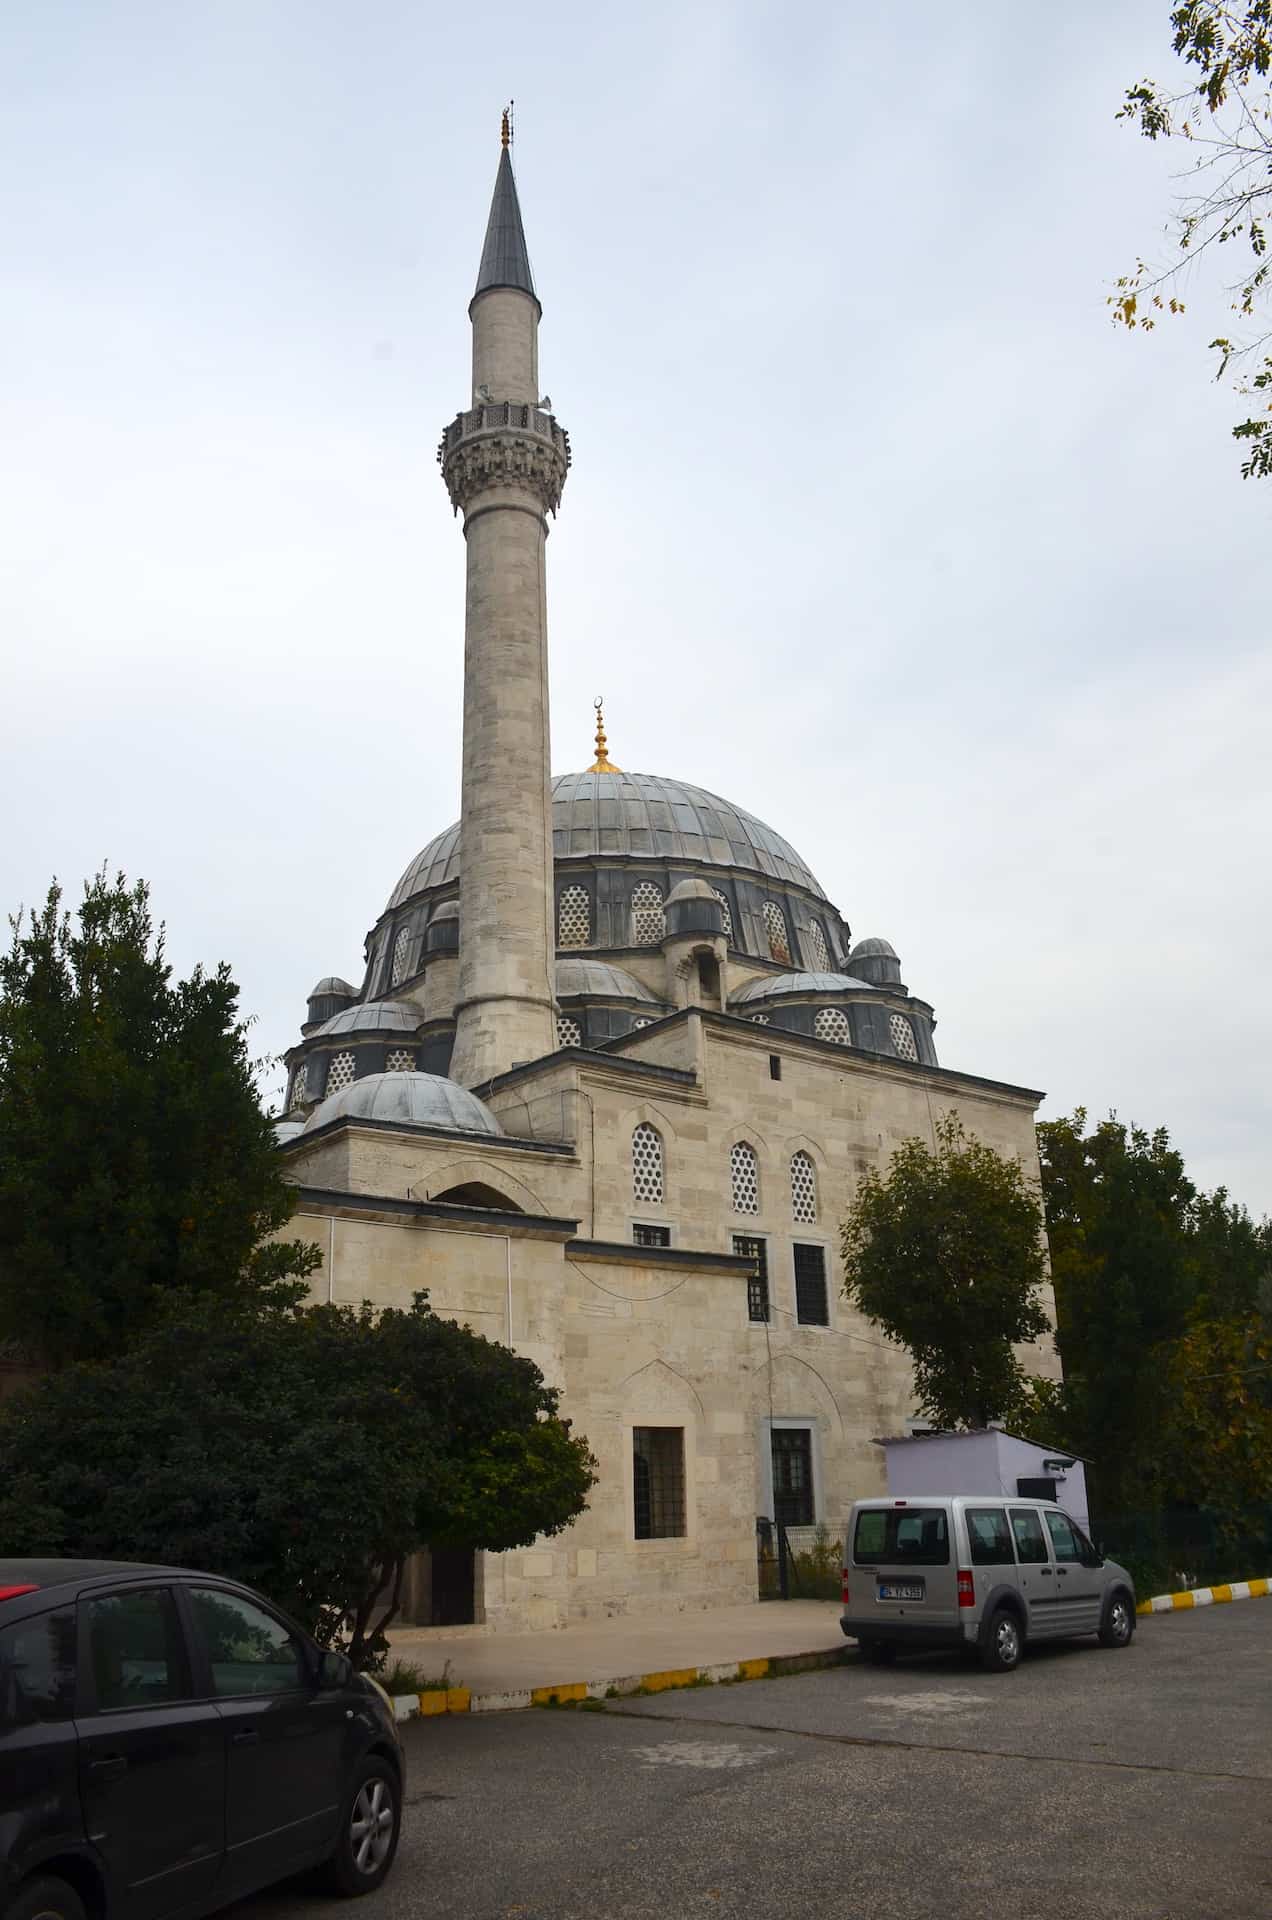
[430,899,459,921]
[304,1071,502,1137]
[847,936,902,987]
[731,970,879,1004]
[556,958,659,1002]
[665,877,717,905]
[308,976,356,999]
[850,937,897,960]
[311,998,422,1038]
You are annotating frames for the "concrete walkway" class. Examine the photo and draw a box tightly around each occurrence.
[387,1599,846,1697]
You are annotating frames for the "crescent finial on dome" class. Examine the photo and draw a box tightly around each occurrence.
[589,695,621,772]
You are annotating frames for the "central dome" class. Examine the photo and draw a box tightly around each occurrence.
[388,770,827,910]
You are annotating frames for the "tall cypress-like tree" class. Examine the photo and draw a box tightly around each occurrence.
[0,871,316,1368]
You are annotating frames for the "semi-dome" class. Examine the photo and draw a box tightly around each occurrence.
[311,998,422,1038]
[303,1071,502,1137]
[387,770,827,909]
[555,958,659,1001]
[731,970,879,1004]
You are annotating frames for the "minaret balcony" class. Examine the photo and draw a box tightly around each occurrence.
[438,403,571,517]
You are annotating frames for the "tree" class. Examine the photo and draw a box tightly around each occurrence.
[840,1114,1050,1430]
[0,1291,597,1669]
[0,871,317,1368]
[1158,1315,1272,1533]
[1114,4,1272,478]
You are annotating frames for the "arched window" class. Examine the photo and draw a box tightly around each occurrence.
[288,1061,308,1108]
[385,1048,415,1072]
[631,882,665,945]
[791,1150,817,1224]
[890,1012,919,1061]
[390,926,412,987]
[730,1140,759,1214]
[325,1051,356,1094]
[556,1016,582,1048]
[763,902,791,964]
[712,888,734,937]
[557,885,591,950]
[814,1006,851,1046]
[808,922,830,972]
[632,1122,664,1206]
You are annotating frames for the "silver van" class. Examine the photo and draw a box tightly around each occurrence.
[840,1496,1136,1673]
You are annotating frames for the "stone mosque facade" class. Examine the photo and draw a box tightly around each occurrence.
[277,131,1060,1633]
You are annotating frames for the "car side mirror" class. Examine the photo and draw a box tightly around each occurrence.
[1083,1551,1104,1570]
[318,1649,353,1688]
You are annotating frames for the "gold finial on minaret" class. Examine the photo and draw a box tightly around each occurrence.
[589,695,621,772]
[501,102,512,150]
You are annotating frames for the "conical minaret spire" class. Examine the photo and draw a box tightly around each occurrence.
[439,125,571,1087]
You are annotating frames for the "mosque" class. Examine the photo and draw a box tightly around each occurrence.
[277,124,1060,1632]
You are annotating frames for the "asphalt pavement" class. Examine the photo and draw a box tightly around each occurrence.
[231,1602,1272,1920]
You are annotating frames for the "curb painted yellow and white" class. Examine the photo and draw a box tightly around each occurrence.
[391,1645,848,1720]
[1137,1575,1270,1617]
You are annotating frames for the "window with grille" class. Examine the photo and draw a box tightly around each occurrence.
[632,1017,651,1030]
[814,1006,851,1046]
[631,882,664,945]
[556,1016,582,1048]
[791,1150,817,1224]
[794,1243,829,1326]
[633,1222,671,1248]
[890,1012,919,1061]
[808,922,830,972]
[325,1051,356,1095]
[289,1061,308,1107]
[734,1234,769,1323]
[390,926,412,987]
[762,902,791,963]
[730,1140,759,1214]
[712,888,734,937]
[385,1048,414,1073]
[771,1428,815,1527]
[633,1427,686,1538]
[632,1122,664,1207]
[557,885,591,949]
[750,1013,770,1027]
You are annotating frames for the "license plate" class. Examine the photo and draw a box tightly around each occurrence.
[877,1581,924,1602]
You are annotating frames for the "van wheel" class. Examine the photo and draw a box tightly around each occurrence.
[979,1607,1023,1673]
[321,1756,402,1896]
[8,1879,87,1920]
[1098,1592,1135,1648]
[860,1640,897,1665]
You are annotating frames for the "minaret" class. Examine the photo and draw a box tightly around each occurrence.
[439,115,570,1088]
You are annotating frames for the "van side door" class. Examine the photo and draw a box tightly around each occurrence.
[1043,1510,1103,1633]
[1007,1507,1058,1638]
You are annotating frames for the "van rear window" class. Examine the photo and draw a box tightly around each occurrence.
[853,1507,950,1566]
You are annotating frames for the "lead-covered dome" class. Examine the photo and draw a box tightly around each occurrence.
[303,1071,502,1137]
[387,770,827,909]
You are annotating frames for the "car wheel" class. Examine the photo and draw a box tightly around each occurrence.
[322,1755,402,1896]
[1098,1592,1136,1649]
[861,1639,897,1665]
[979,1606,1023,1673]
[8,1879,88,1920]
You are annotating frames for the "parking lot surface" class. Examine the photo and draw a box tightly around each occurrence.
[232,1603,1272,1920]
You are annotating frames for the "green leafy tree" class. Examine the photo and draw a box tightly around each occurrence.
[1114,4,1272,477]
[0,871,317,1368]
[840,1114,1050,1430]
[1158,1315,1272,1533]
[0,1292,597,1668]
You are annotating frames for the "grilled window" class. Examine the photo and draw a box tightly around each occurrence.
[390,926,412,987]
[633,1222,671,1248]
[794,1243,829,1326]
[325,1051,356,1095]
[712,888,734,937]
[814,1006,851,1046]
[556,1016,582,1048]
[807,922,830,971]
[771,1428,814,1528]
[890,1013,919,1061]
[632,1122,664,1207]
[749,1013,771,1026]
[633,1427,685,1539]
[557,885,591,949]
[631,882,665,946]
[288,1061,308,1108]
[384,1049,414,1072]
[791,1150,817,1223]
[763,902,791,964]
[734,1234,769,1323]
[730,1140,759,1214]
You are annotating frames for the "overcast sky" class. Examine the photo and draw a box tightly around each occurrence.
[3,2,1268,1216]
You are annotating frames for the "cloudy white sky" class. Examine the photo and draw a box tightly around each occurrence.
[3,2,1268,1215]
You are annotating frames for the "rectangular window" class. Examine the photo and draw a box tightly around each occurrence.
[633,1427,686,1539]
[771,1427,814,1527]
[734,1234,769,1323]
[188,1588,307,1697]
[794,1243,829,1325]
[852,1507,950,1567]
[86,1588,188,1711]
[1008,1508,1049,1565]
[1042,1510,1083,1564]
[966,1506,1013,1565]
[0,1608,77,1727]
[633,1223,671,1248]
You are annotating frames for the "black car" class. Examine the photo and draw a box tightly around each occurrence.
[0,1560,405,1920]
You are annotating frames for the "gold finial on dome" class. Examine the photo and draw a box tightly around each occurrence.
[589,695,621,773]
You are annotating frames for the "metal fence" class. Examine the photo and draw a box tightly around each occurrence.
[757,1519,845,1600]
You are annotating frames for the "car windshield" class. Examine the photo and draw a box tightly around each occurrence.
[853,1507,950,1566]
